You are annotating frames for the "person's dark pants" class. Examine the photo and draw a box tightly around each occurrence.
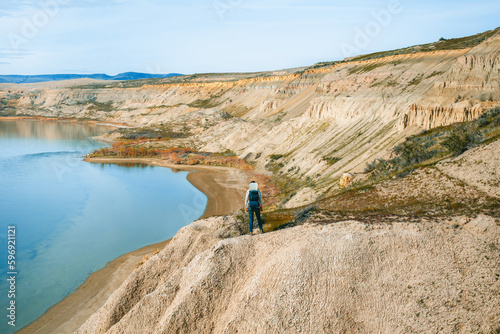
[249,206,263,232]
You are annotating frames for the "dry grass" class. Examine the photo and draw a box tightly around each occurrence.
[350,27,499,62]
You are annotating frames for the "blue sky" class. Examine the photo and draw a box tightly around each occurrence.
[0,0,499,75]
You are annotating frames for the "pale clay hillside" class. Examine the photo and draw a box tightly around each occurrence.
[3,28,500,333]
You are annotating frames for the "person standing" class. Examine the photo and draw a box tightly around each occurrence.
[245,181,264,234]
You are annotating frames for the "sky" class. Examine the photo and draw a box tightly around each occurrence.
[0,0,499,75]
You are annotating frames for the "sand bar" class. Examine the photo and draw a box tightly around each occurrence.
[17,157,249,334]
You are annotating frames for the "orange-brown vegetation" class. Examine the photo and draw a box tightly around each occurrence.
[88,142,253,170]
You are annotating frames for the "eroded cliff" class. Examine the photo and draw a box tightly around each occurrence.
[1,31,499,198]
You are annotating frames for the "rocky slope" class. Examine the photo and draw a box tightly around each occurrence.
[75,213,499,334]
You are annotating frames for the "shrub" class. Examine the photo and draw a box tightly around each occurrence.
[394,138,437,167]
[269,154,284,161]
[408,74,423,86]
[441,125,483,156]
[365,158,390,173]
[478,117,490,127]
[188,98,221,109]
[88,101,114,112]
[323,157,341,165]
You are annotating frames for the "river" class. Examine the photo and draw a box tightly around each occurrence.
[0,119,207,333]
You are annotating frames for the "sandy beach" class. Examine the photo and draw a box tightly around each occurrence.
[18,157,249,334]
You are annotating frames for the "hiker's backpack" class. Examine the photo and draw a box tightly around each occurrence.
[248,190,260,207]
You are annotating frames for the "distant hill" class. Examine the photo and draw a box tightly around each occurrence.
[0,72,183,84]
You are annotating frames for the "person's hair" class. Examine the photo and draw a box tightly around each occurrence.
[250,180,256,183]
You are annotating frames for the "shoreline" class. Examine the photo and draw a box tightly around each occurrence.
[85,157,250,218]
[18,157,249,334]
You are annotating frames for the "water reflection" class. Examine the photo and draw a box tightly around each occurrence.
[98,162,153,169]
[0,119,113,140]
[96,163,186,173]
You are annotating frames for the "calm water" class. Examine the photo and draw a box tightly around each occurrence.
[0,119,207,333]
